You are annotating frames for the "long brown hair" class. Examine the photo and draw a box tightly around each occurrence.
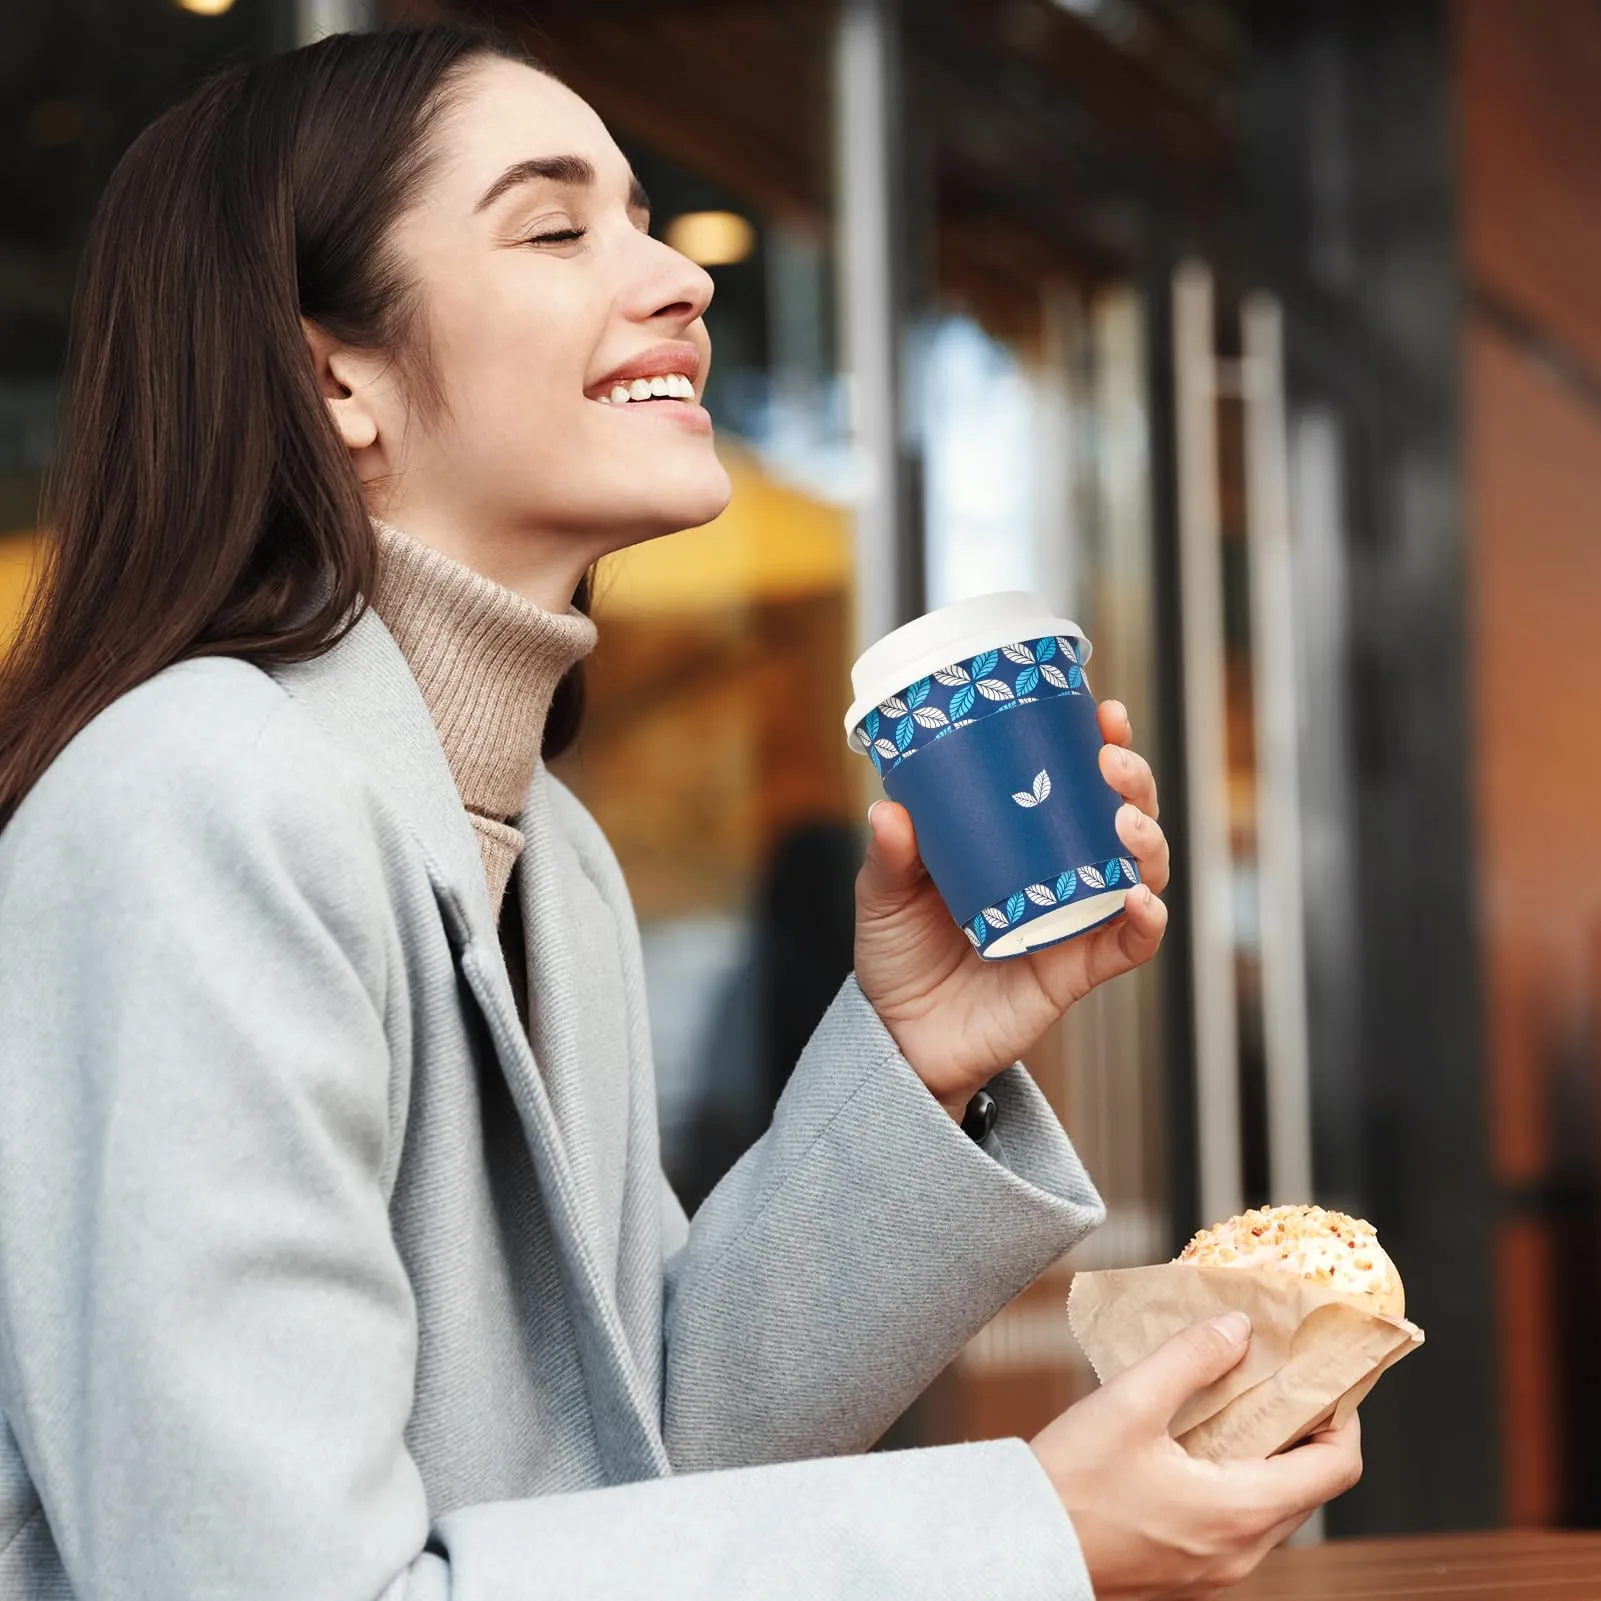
[0,23,587,829]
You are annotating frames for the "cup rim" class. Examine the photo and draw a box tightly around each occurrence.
[843,591,1091,749]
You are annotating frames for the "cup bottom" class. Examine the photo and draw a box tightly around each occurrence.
[976,890,1127,960]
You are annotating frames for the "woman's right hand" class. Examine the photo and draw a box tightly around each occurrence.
[1030,1313,1363,1599]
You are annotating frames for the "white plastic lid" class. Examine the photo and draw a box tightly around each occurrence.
[844,591,1091,750]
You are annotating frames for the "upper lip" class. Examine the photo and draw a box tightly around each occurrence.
[589,341,703,398]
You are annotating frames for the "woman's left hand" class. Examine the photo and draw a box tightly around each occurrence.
[853,700,1170,1118]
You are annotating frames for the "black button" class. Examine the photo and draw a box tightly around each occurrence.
[961,1088,997,1144]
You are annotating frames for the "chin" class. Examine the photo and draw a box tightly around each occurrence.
[567,450,734,548]
[643,458,734,535]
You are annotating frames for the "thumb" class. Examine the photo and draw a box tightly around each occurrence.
[1105,1312,1253,1432]
[856,801,924,912]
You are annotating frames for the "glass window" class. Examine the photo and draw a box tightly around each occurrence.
[0,0,287,637]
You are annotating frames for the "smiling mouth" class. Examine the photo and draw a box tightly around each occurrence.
[592,372,698,405]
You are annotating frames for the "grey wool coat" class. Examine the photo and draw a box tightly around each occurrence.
[0,606,1107,1600]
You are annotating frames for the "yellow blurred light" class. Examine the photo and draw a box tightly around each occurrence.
[595,441,850,619]
[665,211,756,268]
[178,0,237,14]
[0,532,42,659]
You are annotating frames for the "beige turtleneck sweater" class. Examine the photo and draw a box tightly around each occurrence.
[367,519,597,920]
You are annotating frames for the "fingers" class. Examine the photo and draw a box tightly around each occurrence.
[1225,1415,1364,1522]
[1105,1314,1253,1431]
[1056,877,1171,999]
[1186,1417,1362,1592]
[857,801,926,912]
[1114,881,1169,963]
[1253,1507,1317,1559]
[1099,740,1159,820]
[1097,699,1134,748]
[1071,882,1169,997]
[1115,804,1171,895]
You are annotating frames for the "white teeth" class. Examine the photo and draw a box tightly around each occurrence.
[597,373,697,404]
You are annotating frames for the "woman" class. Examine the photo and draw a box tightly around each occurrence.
[0,25,1360,1600]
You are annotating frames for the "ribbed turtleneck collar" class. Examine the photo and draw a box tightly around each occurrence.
[367,517,597,918]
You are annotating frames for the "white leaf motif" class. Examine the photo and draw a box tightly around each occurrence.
[1032,770,1052,804]
[934,665,971,686]
[873,738,899,760]
[1079,865,1106,891]
[1041,664,1069,690]
[953,718,975,728]
[976,678,1014,702]
[963,925,982,949]
[912,706,949,729]
[1121,858,1136,883]
[982,906,1009,929]
[878,695,908,718]
[1012,790,1038,808]
[1002,643,1036,665]
[1024,883,1057,907]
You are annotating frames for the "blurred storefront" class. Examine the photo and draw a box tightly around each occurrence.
[9,0,1601,1539]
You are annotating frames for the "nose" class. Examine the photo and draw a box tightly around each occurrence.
[627,232,715,329]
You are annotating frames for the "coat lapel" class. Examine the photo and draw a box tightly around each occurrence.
[269,610,669,1479]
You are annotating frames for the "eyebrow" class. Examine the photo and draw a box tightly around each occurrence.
[474,154,652,216]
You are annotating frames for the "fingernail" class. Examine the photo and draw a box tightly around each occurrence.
[1209,1311,1252,1347]
[867,800,883,828]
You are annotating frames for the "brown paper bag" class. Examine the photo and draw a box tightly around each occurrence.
[1067,1263,1425,1460]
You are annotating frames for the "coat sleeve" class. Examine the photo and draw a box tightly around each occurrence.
[0,670,1096,1601]
[659,977,1106,1470]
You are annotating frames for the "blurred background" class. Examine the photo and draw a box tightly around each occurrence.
[5,0,1601,1541]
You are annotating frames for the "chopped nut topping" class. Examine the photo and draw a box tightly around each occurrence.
[1175,1203,1403,1315]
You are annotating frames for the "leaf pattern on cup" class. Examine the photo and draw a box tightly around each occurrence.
[853,634,1090,772]
[960,854,1143,959]
[1012,769,1052,808]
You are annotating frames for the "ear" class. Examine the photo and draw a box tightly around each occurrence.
[301,316,381,452]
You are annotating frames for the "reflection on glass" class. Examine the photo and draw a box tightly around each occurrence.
[921,315,1041,608]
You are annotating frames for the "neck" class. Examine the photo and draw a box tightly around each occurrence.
[367,517,597,824]
[362,495,597,616]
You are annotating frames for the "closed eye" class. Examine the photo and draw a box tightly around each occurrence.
[524,226,588,246]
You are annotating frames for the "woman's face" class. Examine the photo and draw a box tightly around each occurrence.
[345,57,731,597]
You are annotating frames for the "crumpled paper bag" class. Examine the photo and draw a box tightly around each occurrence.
[1067,1264,1425,1460]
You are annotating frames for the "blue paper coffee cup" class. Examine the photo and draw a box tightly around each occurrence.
[844,591,1137,960]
